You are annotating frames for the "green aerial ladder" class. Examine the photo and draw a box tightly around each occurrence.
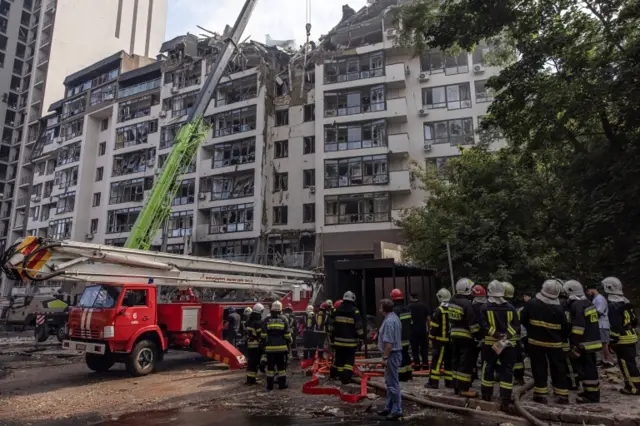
[125,0,259,250]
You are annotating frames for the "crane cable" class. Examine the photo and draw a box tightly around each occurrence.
[300,0,312,97]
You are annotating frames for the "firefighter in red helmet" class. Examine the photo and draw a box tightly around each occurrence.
[391,289,413,381]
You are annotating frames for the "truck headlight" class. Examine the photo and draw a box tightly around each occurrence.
[103,326,115,338]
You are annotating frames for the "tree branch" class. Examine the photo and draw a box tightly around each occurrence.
[599,111,617,146]
[582,0,626,53]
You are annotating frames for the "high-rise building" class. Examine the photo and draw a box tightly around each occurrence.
[0,0,167,296]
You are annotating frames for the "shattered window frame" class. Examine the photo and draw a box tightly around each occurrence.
[324,192,391,225]
[324,119,387,152]
[115,119,158,150]
[275,109,289,127]
[422,82,472,110]
[424,118,475,146]
[55,191,75,214]
[212,137,256,168]
[90,82,117,106]
[421,51,469,75]
[209,203,254,234]
[303,169,315,188]
[211,238,255,261]
[211,174,254,201]
[90,219,99,234]
[117,93,160,123]
[111,147,156,177]
[109,177,153,205]
[62,95,87,119]
[56,142,81,166]
[159,122,182,150]
[106,207,142,234]
[273,206,288,225]
[324,51,385,84]
[303,104,315,122]
[172,178,196,206]
[274,139,288,158]
[324,84,386,117]
[303,203,315,223]
[214,75,258,107]
[167,210,193,238]
[54,166,78,189]
[164,90,198,118]
[48,217,72,240]
[324,155,389,188]
[273,171,288,192]
[474,80,495,103]
[303,136,315,154]
[60,117,84,141]
[212,105,257,138]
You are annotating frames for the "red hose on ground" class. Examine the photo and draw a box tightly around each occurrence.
[301,357,370,403]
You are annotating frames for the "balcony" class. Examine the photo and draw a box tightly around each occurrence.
[324,96,408,125]
[118,78,161,99]
[323,62,408,92]
[37,54,49,66]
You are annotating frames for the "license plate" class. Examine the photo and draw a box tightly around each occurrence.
[76,344,86,351]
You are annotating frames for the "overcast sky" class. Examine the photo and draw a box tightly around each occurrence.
[166,0,369,46]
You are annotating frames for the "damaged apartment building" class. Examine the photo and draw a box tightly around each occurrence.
[17,0,502,291]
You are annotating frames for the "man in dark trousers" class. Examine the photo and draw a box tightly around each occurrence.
[425,288,453,389]
[227,307,241,347]
[245,303,265,385]
[327,292,364,384]
[391,289,413,381]
[262,300,292,390]
[408,293,430,371]
[302,304,317,360]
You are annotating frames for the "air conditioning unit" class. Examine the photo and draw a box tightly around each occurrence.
[423,142,432,151]
[309,185,315,194]
[170,87,179,94]
[418,109,428,117]
[85,233,94,240]
[473,64,485,74]
[198,192,207,200]
[159,110,167,118]
[386,28,398,38]
[418,72,429,82]
[324,110,337,117]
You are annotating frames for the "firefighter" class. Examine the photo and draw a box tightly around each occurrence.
[449,278,480,397]
[563,280,602,403]
[327,292,364,384]
[479,281,519,410]
[245,303,264,385]
[425,288,453,389]
[327,299,342,375]
[503,282,524,385]
[262,300,292,390]
[390,289,413,381]
[520,279,570,404]
[408,293,430,371]
[283,304,299,360]
[302,304,317,360]
[558,284,579,390]
[471,284,486,383]
[238,306,253,356]
[314,302,328,359]
[602,276,640,395]
[227,307,242,347]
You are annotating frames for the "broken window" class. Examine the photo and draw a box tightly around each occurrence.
[60,117,84,141]
[109,177,153,204]
[212,137,255,168]
[112,147,156,177]
[424,118,474,146]
[159,122,181,149]
[209,203,254,234]
[43,180,53,197]
[324,192,390,225]
[30,205,39,221]
[163,90,198,118]
[48,218,72,240]
[106,207,141,233]
[92,193,101,207]
[56,142,81,166]
[117,94,160,122]
[423,83,472,110]
[98,142,106,156]
[211,239,255,261]
[55,191,75,214]
[211,174,254,201]
[31,183,42,196]
[96,167,104,182]
[324,119,387,152]
[215,75,257,107]
[426,156,458,180]
[275,77,289,96]
[421,50,469,75]
[275,109,289,127]
[303,104,315,122]
[173,178,195,206]
[90,82,117,106]
[115,119,158,150]
[274,140,288,159]
[54,166,78,189]
[474,80,495,103]
[325,155,389,188]
[41,205,51,222]
[303,136,315,154]
[303,203,315,223]
[62,96,87,119]
[166,61,202,89]
[324,51,385,84]
[213,105,257,138]
[167,211,193,237]
[273,206,288,225]
[90,219,99,234]
[324,85,386,117]
[273,171,288,192]
[303,169,315,188]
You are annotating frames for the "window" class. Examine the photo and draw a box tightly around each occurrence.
[159,122,181,149]
[421,51,469,75]
[324,85,386,117]
[474,80,495,103]
[212,105,257,137]
[209,174,254,200]
[325,192,390,225]
[112,148,156,176]
[98,142,106,156]
[48,218,72,240]
[109,177,153,204]
[165,61,202,89]
[56,142,80,165]
[163,90,198,118]
[273,172,288,192]
[324,51,385,84]
[211,239,255,261]
[427,156,457,179]
[92,192,101,207]
[122,289,148,307]
[472,41,499,66]
[303,136,315,154]
[40,205,51,221]
[274,140,288,159]
[173,178,195,205]
[118,94,160,122]
[30,205,39,220]
[212,137,255,168]
[100,118,109,131]
[325,155,389,188]
[215,75,258,107]
[62,96,87,119]
[118,78,161,99]
[422,83,472,110]
[105,238,127,247]
[107,207,141,233]
[56,191,76,214]
[209,203,254,234]
[424,118,474,146]
[95,167,103,182]
[167,211,193,237]
[303,203,315,223]
[54,166,78,188]
[324,120,386,152]
[90,218,98,234]
[273,206,288,225]
[303,169,315,188]
[303,104,315,122]
[116,120,158,150]
[275,109,289,127]
[60,117,83,141]
[90,82,117,106]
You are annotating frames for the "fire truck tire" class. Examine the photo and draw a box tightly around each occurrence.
[85,353,115,373]
[34,326,48,343]
[56,326,66,343]
[126,340,157,377]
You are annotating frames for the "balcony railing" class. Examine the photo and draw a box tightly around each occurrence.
[118,78,161,99]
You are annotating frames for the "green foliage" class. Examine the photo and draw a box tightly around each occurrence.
[396,0,640,297]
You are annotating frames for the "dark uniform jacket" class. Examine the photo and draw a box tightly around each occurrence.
[303,312,316,332]
[609,300,639,346]
[566,298,602,352]
[246,312,264,349]
[262,313,292,353]
[393,301,412,346]
[479,302,520,345]
[448,294,480,340]
[327,301,364,348]
[408,301,430,334]
[520,298,570,349]
[429,303,450,343]
[471,301,486,340]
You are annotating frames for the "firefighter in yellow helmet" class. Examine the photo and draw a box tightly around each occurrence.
[262,300,292,390]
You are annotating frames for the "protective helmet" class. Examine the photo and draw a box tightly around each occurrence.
[487,280,505,297]
[390,289,404,301]
[334,300,343,309]
[228,307,235,313]
[602,276,623,296]
[455,278,474,295]
[306,305,314,314]
[271,300,283,312]
[343,291,356,302]
[244,307,253,315]
[503,282,515,299]
[253,303,265,314]
[320,302,328,310]
[436,288,451,303]
[541,279,562,299]
[471,285,486,297]
[563,280,585,297]
[285,303,293,311]
[326,299,333,308]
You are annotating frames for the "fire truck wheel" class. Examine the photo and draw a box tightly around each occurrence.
[34,327,48,343]
[85,353,115,373]
[126,340,157,377]
[56,326,67,342]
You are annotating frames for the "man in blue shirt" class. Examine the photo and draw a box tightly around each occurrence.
[377,298,403,421]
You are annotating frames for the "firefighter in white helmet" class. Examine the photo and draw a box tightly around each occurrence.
[426,288,453,389]
[245,303,264,385]
[327,291,364,384]
[261,300,292,390]
[449,278,480,398]
[302,304,317,360]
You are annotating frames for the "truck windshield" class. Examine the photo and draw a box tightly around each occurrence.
[78,285,122,309]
